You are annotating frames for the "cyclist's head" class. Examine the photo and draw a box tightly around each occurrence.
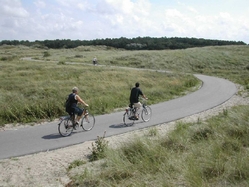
[135,82,139,87]
[72,87,79,93]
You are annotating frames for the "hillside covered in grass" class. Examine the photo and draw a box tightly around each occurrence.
[1,44,249,186]
[0,45,199,126]
[0,45,248,126]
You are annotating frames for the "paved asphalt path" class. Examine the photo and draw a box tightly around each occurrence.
[0,74,237,160]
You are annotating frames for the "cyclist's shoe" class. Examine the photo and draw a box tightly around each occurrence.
[73,122,79,130]
[129,116,139,120]
[84,112,89,116]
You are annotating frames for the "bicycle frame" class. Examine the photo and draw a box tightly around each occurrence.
[125,107,137,120]
[58,106,95,136]
[123,98,152,126]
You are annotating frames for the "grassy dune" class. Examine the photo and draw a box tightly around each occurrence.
[0,45,199,126]
[1,44,249,186]
[0,45,248,126]
[30,44,249,86]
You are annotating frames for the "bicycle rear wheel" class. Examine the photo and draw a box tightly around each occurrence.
[80,113,95,131]
[58,117,74,136]
[141,106,152,122]
[123,111,135,126]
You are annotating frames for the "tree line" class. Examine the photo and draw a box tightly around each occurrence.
[0,36,246,50]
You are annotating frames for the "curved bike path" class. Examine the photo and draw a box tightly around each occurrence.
[0,74,237,160]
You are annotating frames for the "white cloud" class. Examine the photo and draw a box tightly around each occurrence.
[56,0,92,12]
[191,12,249,41]
[104,0,134,15]
[34,0,46,9]
[77,1,90,11]
[93,0,152,37]
[187,6,198,14]
[161,9,195,36]
[0,0,29,17]
[0,0,248,43]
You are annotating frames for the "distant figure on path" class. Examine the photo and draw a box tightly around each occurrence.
[93,57,97,65]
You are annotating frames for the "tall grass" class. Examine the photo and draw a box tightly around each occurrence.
[68,106,249,187]
[0,45,199,125]
[1,45,248,125]
[32,45,249,87]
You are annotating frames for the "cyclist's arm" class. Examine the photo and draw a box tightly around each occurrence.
[141,94,148,100]
[76,95,89,106]
[139,89,147,100]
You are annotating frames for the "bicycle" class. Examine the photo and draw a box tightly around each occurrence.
[123,98,152,126]
[58,106,95,137]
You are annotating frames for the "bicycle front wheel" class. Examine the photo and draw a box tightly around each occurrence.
[58,117,74,136]
[141,106,152,122]
[80,113,95,131]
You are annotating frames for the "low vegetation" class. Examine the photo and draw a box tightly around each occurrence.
[68,106,249,187]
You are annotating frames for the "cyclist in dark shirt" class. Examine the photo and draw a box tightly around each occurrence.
[66,87,89,125]
[129,82,147,119]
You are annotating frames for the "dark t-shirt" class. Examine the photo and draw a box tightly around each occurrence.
[66,93,78,114]
[130,87,143,104]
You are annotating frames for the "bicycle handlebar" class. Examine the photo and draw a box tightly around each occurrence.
[77,103,89,109]
[139,97,148,101]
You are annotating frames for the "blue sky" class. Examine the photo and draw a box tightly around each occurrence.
[0,0,248,43]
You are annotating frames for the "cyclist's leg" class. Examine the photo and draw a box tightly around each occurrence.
[66,108,75,126]
[73,107,83,123]
[134,102,142,119]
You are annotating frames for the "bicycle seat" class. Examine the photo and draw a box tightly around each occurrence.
[129,103,134,108]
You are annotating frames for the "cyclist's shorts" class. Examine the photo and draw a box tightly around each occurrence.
[134,102,142,109]
[72,106,83,116]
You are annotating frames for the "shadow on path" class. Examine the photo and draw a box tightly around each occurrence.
[42,133,64,140]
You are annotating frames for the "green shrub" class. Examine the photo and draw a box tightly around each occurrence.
[43,51,50,57]
[89,132,108,161]
[68,160,86,171]
[58,61,65,65]
[0,56,8,61]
